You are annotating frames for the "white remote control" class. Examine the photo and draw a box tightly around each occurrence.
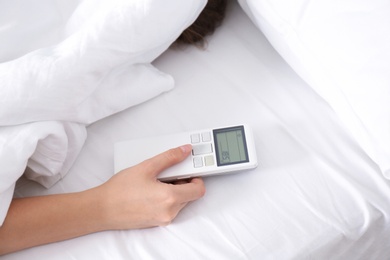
[114,124,258,181]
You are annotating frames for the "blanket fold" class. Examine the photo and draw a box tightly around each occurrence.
[0,0,207,225]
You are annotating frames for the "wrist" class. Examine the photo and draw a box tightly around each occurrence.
[82,186,112,232]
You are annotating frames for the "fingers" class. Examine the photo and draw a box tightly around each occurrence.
[102,145,206,229]
[170,178,206,203]
[134,145,205,226]
[157,178,205,226]
[142,144,192,178]
[141,145,205,202]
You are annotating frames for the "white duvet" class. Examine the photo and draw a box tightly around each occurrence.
[0,0,206,225]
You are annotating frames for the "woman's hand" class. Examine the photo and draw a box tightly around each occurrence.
[98,144,206,230]
[0,144,205,255]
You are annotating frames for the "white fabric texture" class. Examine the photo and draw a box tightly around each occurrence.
[6,2,390,259]
[238,0,390,176]
[0,0,207,225]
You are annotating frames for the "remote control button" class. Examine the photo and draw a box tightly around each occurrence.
[193,157,203,168]
[204,155,215,166]
[192,144,213,155]
[202,132,211,142]
[191,133,200,143]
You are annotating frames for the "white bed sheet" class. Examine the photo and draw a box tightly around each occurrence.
[7,1,390,259]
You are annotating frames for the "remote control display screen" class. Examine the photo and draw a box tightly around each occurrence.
[213,126,249,166]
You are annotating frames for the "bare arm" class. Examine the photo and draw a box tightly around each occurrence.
[0,189,106,254]
[0,144,205,255]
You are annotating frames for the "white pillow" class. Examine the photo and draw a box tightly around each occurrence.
[238,0,390,176]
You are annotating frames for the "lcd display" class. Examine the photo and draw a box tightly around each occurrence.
[213,126,249,166]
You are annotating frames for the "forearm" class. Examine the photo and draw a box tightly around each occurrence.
[0,187,107,255]
[0,145,205,255]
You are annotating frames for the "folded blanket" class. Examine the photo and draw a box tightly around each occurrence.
[0,0,207,225]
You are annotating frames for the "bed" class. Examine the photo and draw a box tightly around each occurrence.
[2,0,390,258]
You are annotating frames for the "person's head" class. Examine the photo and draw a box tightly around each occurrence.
[174,0,228,47]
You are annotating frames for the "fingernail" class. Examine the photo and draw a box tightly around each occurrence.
[180,144,192,154]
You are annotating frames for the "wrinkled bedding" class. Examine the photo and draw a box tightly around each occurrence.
[0,0,206,225]
[3,1,390,259]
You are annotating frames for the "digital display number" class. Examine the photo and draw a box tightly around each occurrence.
[213,126,249,166]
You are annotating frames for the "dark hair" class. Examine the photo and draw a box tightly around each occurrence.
[174,0,228,47]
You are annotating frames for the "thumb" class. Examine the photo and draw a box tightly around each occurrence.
[141,144,192,178]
